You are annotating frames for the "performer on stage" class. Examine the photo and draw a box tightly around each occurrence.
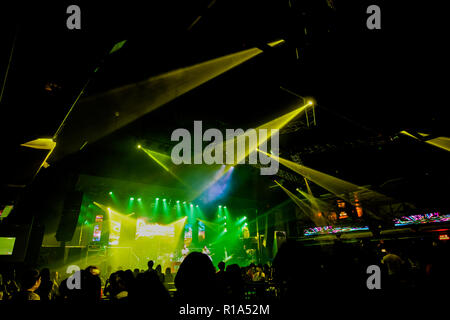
[202,245,210,256]
[202,245,213,261]
[181,244,189,261]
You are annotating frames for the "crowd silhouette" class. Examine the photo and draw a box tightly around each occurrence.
[1,238,449,305]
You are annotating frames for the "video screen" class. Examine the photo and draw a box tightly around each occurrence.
[0,205,14,218]
[0,237,16,255]
[136,219,175,239]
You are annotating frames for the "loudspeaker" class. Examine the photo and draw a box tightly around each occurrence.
[55,191,83,242]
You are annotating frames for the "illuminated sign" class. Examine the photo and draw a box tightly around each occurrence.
[198,221,205,242]
[184,224,192,246]
[304,225,369,236]
[0,205,14,218]
[136,219,175,239]
[339,212,348,219]
[108,220,121,245]
[92,215,103,242]
[439,234,449,241]
[394,213,450,226]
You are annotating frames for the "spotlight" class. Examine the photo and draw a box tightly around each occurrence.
[196,205,199,207]
[183,201,186,204]
[107,207,111,211]
[137,144,142,149]
[224,206,227,209]
[137,198,142,201]
[176,200,180,204]
[190,204,194,207]
[243,216,247,220]
[218,205,222,208]
[163,198,166,202]
[224,216,227,219]
[108,191,113,195]
[130,197,135,201]
[156,198,159,201]
[307,100,313,105]
[224,228,227,232]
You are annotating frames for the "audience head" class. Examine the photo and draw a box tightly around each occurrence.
[86,265,100,276]
[128,267,170,305]
[175,252,218,302]
[147,260,154,269]
[20,269,41,292]
[40,268,50,281]
[218,261,225,271]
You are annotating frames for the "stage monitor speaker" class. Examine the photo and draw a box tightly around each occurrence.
[55,191,83,242]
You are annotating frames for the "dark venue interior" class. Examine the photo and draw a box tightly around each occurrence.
[0,0,449,314]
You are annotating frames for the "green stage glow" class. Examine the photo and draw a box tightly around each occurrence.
[163,200,169,221]
[137,197,144,211]
[176,203,182,218]
[127,197,135,212]
[61,201,191,272]
[153,197,159,215]
[108,191,118,206]
[223,206,230,222]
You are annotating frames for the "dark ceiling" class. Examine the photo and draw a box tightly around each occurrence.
[1,0,449,218]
